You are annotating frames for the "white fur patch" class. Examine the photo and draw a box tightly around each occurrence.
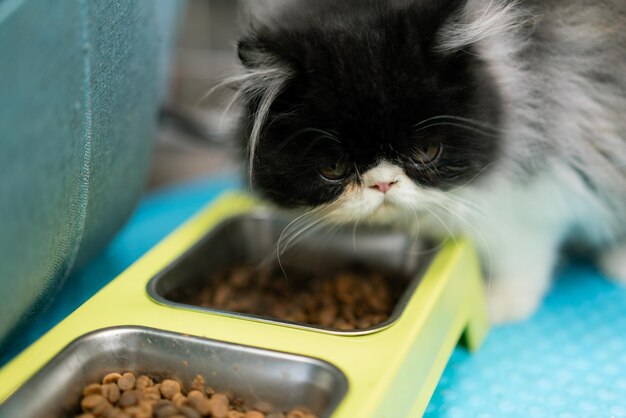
[327,161,415,224]
[326,161,459,237]
[487,280,545,324]
[599,246,626,285]
[361,161,403,188]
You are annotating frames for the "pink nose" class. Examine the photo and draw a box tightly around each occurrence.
[370,180,397,193]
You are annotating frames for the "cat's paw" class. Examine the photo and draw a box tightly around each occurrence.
[486,281,544,325]
[598,246,626,285]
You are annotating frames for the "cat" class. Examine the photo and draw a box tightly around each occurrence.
[227,0,626,323]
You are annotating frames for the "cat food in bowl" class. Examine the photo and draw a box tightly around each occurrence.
[148,212,434,334]
[76,371,317,418]
[188,264,399,330]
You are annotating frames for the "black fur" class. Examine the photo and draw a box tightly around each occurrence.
[238,0,502,208]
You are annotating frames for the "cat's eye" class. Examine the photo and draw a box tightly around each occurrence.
[410,144,442,167]
[318,158,350,181]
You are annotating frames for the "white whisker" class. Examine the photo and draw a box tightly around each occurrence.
[276,208,318,259]
[429,198,494,296]
[413,121,498,138]
[412,114,500,132]
[280,215,328,255]
[446,159,502,194]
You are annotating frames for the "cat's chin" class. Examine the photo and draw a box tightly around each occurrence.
[368,201,399,222]
[356,201,416,228]
[321,200,400,226]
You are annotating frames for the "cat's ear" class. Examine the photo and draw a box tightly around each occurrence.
[237,32,300,72]
[237,0,296,69]
[237,36,274,69]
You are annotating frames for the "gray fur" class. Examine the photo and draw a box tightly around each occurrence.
[441,0,626,244]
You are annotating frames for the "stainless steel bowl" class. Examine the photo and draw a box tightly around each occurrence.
[148,211,435,335]
[0,326,348,418]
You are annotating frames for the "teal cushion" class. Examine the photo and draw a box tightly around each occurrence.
[0,0,177,346]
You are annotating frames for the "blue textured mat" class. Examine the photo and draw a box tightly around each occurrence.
[3,174,626,417]
[427,263,626,418]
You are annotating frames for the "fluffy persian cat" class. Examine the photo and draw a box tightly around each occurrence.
[228,0,626,323]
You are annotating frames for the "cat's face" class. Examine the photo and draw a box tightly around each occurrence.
[237,0,502,225]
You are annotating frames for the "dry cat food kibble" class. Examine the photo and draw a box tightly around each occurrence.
[186,265,403,330]
[76,372,317,418]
